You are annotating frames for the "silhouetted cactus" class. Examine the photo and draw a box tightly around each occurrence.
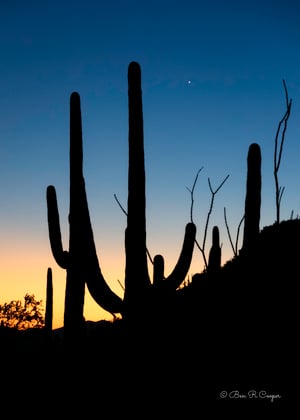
[47,92,122,342]
[45,267,53,333]
[207,225,221,274]
[242,142,261,251]
[122,61,196,320]
[123,61,151,316]
[46,62,196,334]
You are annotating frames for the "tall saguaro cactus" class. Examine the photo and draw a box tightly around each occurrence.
[47,92,122,342]
[123,62,151,315]
[242,142,262,251]
[122,62,196,320]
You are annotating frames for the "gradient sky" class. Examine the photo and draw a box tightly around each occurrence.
[1,0,300,329]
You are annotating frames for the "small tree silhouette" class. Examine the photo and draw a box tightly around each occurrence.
[0,294,45,330]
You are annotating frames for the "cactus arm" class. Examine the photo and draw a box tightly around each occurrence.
[163,222,196,290]
[153,254,165,285]
[76,177,123,313]
[70,175,123,314]
[79,185,123,313]
[46,185,69,269]
[85,268,123,314]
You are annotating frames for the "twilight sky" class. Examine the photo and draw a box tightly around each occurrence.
[1,0,300,329]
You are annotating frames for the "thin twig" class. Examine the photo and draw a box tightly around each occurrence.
[146,249,153,265]
[186,167,203,223]
[224,207,236,256]
[235,214,245,255]
[117,279,125,291]
[114,193,127,216]
[202,175,230,257]
[274,79,292,223]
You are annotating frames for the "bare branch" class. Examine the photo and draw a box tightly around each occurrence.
[114,193,127,216]
[186,167,203,223]
[235,215,245,255]
[279,186,285,207]
[194,238,205,265]
[224,207,244,257]
[283,79,289,109]
[209,174,230,195]
[194,174,230,270]
[224,207,235,256]
[274,79,292,223]
[202,175,230,263]
[117,279,125,291]
[146,249,153,265]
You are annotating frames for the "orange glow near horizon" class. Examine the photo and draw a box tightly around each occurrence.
[0,236,234,330]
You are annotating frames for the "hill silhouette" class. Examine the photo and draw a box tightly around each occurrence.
[1,220,296,401]
[0,220,295,413]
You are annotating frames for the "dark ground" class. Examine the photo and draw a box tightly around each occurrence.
[0,220,297,414]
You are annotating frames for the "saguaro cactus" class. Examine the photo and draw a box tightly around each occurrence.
[242,142,261,251]
[207,225,221,274]
[122,62,196,320]
[123,62,151,314]
[47,92,122,342]
[45,267,53,333]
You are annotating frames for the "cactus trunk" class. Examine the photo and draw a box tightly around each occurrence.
[63,92,87,341]
[123,62,151,319]
[242,142,261,251]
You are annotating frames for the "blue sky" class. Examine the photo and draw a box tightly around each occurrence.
[1,0,300,328]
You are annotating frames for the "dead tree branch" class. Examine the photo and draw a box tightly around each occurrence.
[113,193,127,216]
[235,215,245,255]
[192,174,229,270]
[224,207,245,257]
[224,207,235,256]
[274,79,292,224]
[186,167,204,223]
